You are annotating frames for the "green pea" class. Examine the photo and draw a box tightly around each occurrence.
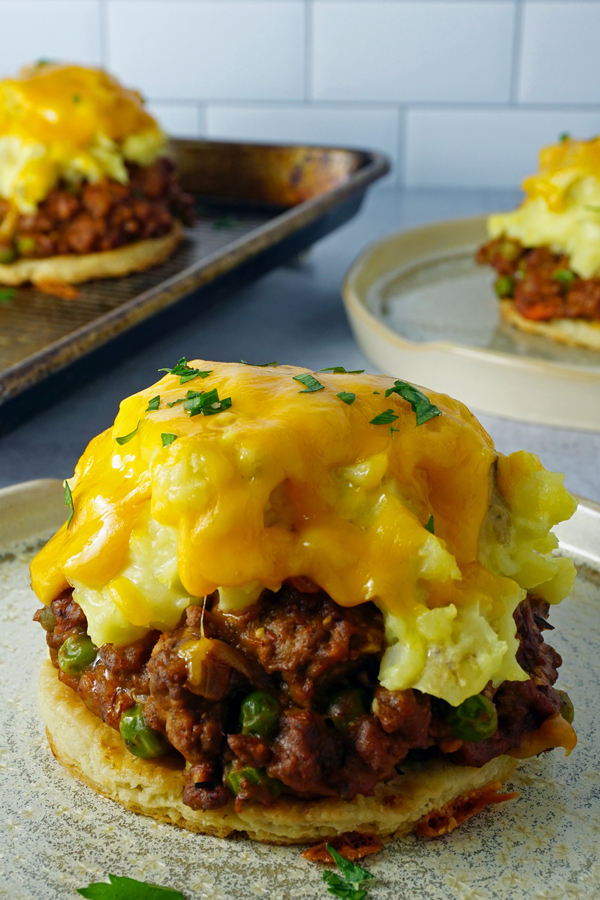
[498,240,520,261]
[39,606,56,632]
[327,688,368,734]
[553,268,576,287]
[16,236,37,257]
[0,245,15,265]
[447,693,498,742]
[239,691,280,739]
[58,634,97,676]
[119,704,170,759]
[494,276,515,299]
[224,766,282,799]
[557,689,574,724]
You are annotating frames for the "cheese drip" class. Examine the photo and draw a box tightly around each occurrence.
[30,362,577,706]
[488,135,600,278]
[0,63,165,212]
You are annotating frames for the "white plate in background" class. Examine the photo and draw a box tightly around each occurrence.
[343,216,600,432]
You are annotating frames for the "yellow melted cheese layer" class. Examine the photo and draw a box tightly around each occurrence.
[0,63,165,212]
[488,135,600,278]
[30,362,577,706]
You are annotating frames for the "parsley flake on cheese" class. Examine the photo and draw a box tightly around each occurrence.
[384,381,441,426]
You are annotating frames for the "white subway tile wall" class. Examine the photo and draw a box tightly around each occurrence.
[1,0,599,188]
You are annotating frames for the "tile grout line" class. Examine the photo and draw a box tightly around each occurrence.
[509,0,525,106]
[304,0,314,104]
[99,0,108,67]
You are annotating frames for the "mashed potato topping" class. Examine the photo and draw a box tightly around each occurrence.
[0,63,165,213]
[30,362,577,706]
[488,135,600,278]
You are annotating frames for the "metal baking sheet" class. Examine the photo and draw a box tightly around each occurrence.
[0,140,388,434]
[0,479,598,900]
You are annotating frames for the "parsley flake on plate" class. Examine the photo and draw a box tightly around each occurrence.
[115,422,140,445]
[337,391,356,405]
[425,514,435,534]
[158,358,212,385]
[293,373,325,393]
[161,433,177,447]
[384,381,441,426]
[77,873,185,899]
[370,409,399,426]
[0,288,16,303]
[64,480,74,528]
[322,845,376,900]
[146,396,160,412]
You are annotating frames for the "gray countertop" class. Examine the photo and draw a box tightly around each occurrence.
[1,186,598,502]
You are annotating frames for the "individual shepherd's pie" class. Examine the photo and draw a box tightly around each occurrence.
[32,361,577,843]
[0,62,193,287]
[477,134,600,349]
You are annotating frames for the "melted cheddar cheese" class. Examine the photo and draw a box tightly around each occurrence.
[0,63,165,213]
[488,135,600,278]
[30,362,577,706]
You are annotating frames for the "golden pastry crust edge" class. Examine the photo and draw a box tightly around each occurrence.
[38,658,518,844]
[0,220,184,286]
[500,299,600,351]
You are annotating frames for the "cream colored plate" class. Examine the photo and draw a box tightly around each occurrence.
[343,216,600,432]
[1,479,599,900]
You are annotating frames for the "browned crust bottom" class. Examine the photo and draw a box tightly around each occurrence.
[500,299,600,351]
[0,220,183,286]
[38,659,518,844]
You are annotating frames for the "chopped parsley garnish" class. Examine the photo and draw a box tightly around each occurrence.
[241,360,278,367]
[158,358,212,385]
[72,93,81,104]
[146,396,160,411]
[115,422,140,445]
[425,515,435,534]
[389,425,399,437]
[372,391,380,395]
[0,288,16,303]
[161,433,177,447]
[337,391,356,405]
[559,132,571,143]
[322,845,376,900]
[78,873,185,899]
[167,398,185,408]
[64,480,74,528]
[370,409,399,425]
[384,381,441,426]
[293,373,325,393]
[319,367,364,374]
[213,214,236,230]
[185,388,232,417]
[553,268,576,286]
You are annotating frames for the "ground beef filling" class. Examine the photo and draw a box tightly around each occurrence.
[477,235,600,322]
[35,585,563,811]
[0,157,194,262]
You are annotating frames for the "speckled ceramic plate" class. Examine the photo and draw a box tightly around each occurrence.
[342,217,600,432]
[1,479,599,900]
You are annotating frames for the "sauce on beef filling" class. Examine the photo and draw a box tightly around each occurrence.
[477,236,600,322]
[34,584,563,811]
[0,157,194,260]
